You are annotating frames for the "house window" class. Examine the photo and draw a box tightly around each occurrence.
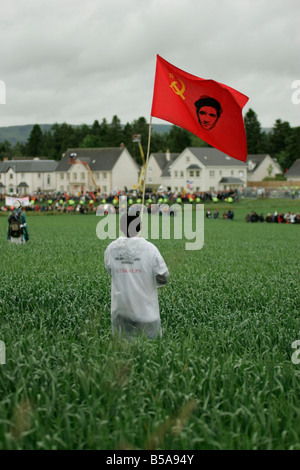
[181,187,184,191]
[103,185,107,192]
[148,177,152,182]
[103,172,107,180]
[186,156,190,162]
[210,186,215,191]
[38,173,41,179]
[231,170,234,176]
[47,175,50,185]
[60,186,64,192]
[148,166,152,172]
[10,173,13,179]
[196,187,200,191]
[81,172,85,180]
[175,186,178,191]
[189,170,194,177]
[239,170,244,177]
[21,173,25,178]
[60,173,64,180]
[174,170,178,177]
[196,170,200,177]
[180,171,184,177]
[209,170,215,177]
[219,170,222,176]
[74,173,77,180]
[67,173,70,180]
[96,173,100,179]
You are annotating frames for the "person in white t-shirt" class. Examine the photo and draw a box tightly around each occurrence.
[104,213,169,340]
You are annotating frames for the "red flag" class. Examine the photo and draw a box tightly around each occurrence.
[151,55,249,162]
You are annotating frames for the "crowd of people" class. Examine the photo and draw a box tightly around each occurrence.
[206,209,234,220]
[0,189,239,213]
[246,210,300,224]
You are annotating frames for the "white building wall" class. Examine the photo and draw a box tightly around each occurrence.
[92,170,101,191]
[162,148,247,192]
[167,149,205,191]
[65,164,90,194]
[6,168,16,193]
[247,155,282,182]
[55,168,113,194]
[146,155,165,186]
[0,169,57,194]
[111,148,139,191]
[96,170,111,194]
[56,170,73,193]
[56,171,67,192]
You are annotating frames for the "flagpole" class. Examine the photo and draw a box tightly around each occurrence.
[140,115,153,225]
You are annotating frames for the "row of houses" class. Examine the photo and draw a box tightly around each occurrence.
[0,145,292,195]
[146,149,284,192]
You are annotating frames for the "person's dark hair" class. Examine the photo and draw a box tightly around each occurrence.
[194,95,223,118]
[119,213,142,238]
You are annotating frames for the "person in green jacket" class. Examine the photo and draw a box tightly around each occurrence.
[7,201,29,243]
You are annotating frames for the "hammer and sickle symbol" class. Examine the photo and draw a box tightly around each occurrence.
[170,78,186,100]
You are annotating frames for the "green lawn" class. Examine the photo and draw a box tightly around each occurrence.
[0,200,299,450]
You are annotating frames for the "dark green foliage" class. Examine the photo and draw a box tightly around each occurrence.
[244,109,265,154]
[166,126,192,153]
[0,139,13,159]
[25,124,44,156]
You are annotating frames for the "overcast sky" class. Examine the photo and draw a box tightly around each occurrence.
[0,0,299,129]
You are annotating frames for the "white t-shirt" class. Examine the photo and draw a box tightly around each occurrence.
[104,236,169,323]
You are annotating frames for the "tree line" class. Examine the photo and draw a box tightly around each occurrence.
[244,109,300,172]
[0,111,299,170]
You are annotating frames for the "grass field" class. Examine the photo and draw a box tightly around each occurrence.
[0,199,299,450]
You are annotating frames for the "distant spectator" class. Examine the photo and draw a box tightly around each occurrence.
[250,211,259,223]
[227,209,234,221]
[278,212,284,223]
[266,213,273,223]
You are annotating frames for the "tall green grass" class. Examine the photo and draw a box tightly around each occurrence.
[0,202,299,450]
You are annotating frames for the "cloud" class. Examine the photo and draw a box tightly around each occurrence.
[0,0,299,128]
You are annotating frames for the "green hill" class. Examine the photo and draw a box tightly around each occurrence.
[0,124,53,145]
[0,123,172,146]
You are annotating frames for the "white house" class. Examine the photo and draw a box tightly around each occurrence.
[0,158,58,194]
[247,154,282,182]
[155,147,247,192]
[55,147,140,194]
[146,150,180,189]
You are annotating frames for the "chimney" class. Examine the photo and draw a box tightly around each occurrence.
[166,149,170,161]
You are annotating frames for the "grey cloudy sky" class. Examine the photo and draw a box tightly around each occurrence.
[0,0,299,129]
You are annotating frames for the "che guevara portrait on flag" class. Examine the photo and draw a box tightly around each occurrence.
[194,96,223,131]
